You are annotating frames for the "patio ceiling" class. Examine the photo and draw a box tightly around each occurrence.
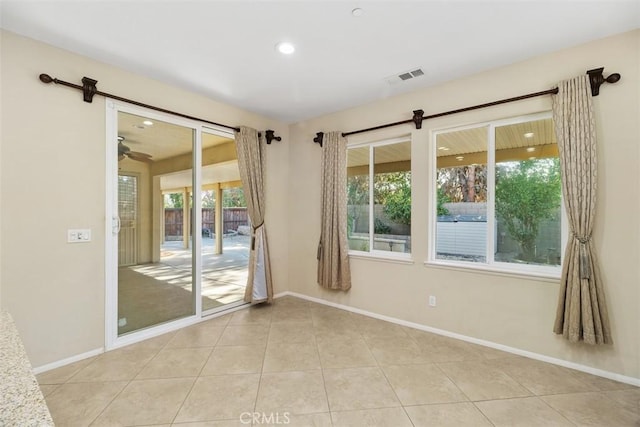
[118,111,241,190]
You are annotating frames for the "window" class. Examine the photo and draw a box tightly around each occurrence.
[432,113,564,276]
[347,137,411,257]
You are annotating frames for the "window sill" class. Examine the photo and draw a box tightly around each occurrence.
[349,251,414,265]
[424,259,561,282]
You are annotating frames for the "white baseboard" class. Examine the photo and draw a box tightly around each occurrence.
[35,301,252,374]
[282,291,640,387]
[33,291,639,387]
[33,347,104,375]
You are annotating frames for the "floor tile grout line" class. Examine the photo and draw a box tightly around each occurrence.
[86,378,132,426]
[430,362,474,404]
[490,362,539,398]
[169,315,230,425]
[376,359,421,426]
[60,353,104,385]
[89,339,177,426]
[168,376,200,426]
[36,360,91,389]
[312,318,333,417]
[470,401,498,427]
[253,314,273,416]
[536,395,581,426]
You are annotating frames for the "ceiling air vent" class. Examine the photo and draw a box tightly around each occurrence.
[386,67,425,85]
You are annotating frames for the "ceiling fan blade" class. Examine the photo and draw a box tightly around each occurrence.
[128,150,152,158]
[127,152,153,163]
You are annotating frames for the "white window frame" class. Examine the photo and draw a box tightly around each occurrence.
[347,136,413,263]
[427,111,566,279]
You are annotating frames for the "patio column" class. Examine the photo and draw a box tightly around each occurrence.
[215,184,223,254]
[152,177,162,263]
[182,187,190,249]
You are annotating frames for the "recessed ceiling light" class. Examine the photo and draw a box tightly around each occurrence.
[276,42,295,55]
[524,132,534,138]
[352,8,364,17]
[529,156,537,160]
[133,124,145,129]
[143,120,153,126]
[526,147,536,152]
[456,156,464,161]
[438,146,450,151]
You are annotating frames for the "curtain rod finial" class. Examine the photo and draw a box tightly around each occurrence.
[605,73,621,84]
[586,67,621,96]
[39,73,54,83]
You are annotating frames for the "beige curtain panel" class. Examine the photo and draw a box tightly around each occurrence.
[317,132,352,291]
[235,126,273,303]
[552,75,612,345]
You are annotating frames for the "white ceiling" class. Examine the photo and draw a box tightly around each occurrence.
[1,1,638,124]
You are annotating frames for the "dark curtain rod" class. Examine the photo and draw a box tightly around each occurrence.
[38,73,282,144]
[313,67,620,147]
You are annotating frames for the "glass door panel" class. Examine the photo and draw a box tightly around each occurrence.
[117,111,195,336]
[200,130,248,312]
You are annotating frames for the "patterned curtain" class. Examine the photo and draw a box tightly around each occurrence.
[235,126,273,303]
[552,75,611,344]
[317,132,351,291]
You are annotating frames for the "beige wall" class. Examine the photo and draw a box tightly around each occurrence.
[0,30,290,368]
[1,27,638,379]
[288,30,640,379]
[0,30,3,309]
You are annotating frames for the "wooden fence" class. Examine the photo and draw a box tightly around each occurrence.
[165,207,248,239]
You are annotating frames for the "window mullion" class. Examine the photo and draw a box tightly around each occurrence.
[369,146,374,253]
[487,124,496,265]
[431,112,561,276]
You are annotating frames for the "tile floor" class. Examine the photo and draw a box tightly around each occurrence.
[37,296,639,426]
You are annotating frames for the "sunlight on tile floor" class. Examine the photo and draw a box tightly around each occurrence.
[38,296,639,426]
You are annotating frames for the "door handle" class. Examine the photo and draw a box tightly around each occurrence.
[113,216,121,234]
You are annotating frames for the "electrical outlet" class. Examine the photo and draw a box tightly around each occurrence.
[428,295,437,307]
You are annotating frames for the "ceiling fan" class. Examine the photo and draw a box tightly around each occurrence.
[118,136,152,163]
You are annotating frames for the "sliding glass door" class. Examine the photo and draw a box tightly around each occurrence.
[106,103,248,348]
[115,111,196,336]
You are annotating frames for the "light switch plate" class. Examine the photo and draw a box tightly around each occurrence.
[68,229,91,243]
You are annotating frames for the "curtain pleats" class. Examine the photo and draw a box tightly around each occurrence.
[317,132,351,291]
[235,126,273,303]
[552,75,612,344]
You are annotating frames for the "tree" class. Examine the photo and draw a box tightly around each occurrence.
[436,187,451,216]
[200,187,246,209]
[495,158,561,261]
[347,174,369,234]
[347,171,412,230]
[223,187,246,207]
[380,172,411,225]
[165,193,183,208]
[437,165,487,203]
[202,191,215,208]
